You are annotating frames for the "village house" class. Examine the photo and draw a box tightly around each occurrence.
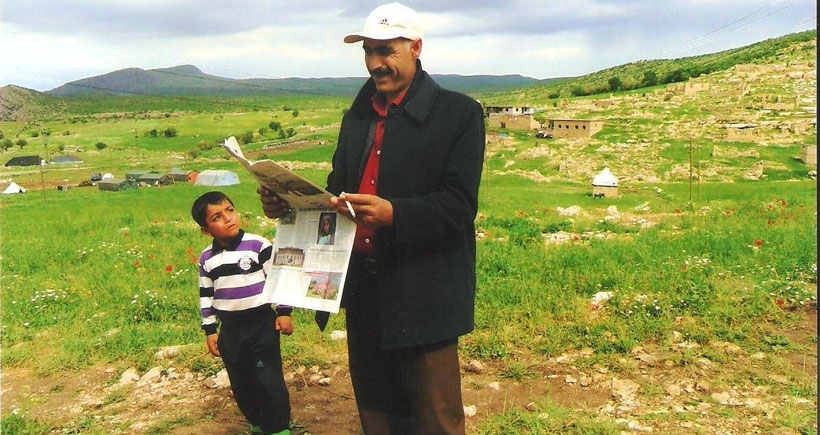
[546,119,604,139]
[484,105,540,130]
[667,78,710,96]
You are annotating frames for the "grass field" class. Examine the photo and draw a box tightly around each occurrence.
[1,153,816,432]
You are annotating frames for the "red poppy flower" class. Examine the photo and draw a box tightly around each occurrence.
[165,265,173,273]
[754,240,763,247]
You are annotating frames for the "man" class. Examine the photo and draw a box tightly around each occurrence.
[259,3,485,433]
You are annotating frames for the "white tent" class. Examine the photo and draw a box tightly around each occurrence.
[3,181,27,194]
[194,170,240,186]
[592,167,618,187]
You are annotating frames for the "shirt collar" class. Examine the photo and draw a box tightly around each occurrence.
[211,229,245,254]
[371,87,409,117]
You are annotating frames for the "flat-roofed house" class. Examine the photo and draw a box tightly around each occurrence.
[547,119,604,139]
[485,106,540,130]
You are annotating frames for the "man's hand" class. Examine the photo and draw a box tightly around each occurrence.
[331,192,393,228]
[205,333,220,357]
[257,186,291,218]
[275,316,294,336]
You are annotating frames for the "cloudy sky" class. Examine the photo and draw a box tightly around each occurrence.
[1,0,815,92]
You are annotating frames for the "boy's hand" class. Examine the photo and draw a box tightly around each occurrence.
[275,316,294,336]
[205,333,220,357]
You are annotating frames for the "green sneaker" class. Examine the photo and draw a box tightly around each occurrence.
[267,430,291,435]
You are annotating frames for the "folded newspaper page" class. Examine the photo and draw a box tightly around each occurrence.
[222,136,333,210]
[222,136,355,313]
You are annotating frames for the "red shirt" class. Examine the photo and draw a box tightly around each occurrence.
[353,90,408,254]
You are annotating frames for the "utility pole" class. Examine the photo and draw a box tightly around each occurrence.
[688,136,693,201]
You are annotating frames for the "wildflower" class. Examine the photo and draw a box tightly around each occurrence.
[185,248,194,255]
[165,265,173,273]
[754,240,763,247]
[775,298,785,307]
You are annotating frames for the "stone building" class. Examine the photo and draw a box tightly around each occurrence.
[546,119,604,139]
[485,106,540,130]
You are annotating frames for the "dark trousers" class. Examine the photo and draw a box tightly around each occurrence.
[218,316,290,434]
[345,266,465,435]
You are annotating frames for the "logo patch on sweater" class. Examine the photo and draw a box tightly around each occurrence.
[238,256,253,272]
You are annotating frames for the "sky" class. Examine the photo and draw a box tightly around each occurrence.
[0,0,816,92]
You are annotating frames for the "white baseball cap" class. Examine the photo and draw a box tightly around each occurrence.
[344,2,424,43]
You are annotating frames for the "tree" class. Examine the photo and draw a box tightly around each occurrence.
[641,70,658,88]
[286,127,296,138]
[239,131,254,144]
[269,121,282,131]
[292,109,299,118]
[15,138,27,150]
[608,76,623,92]
[1,138,13,151]
[95,142,107,150]
[164,127,178,137]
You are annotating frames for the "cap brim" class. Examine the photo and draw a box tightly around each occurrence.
[343,29,420,43]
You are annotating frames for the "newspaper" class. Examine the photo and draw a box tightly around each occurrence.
[223,137,355,313]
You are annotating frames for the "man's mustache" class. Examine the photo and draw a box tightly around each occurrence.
[371,68,392,78]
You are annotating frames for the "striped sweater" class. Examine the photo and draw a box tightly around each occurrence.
[198,230,291,335]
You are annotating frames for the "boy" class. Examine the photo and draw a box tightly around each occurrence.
[192,191,293,435]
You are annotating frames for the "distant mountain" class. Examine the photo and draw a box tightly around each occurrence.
[45,64,550,98]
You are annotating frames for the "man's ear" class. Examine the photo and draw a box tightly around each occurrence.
[411,38,422,59]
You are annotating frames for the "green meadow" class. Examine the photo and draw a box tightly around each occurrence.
[1,87,816,433]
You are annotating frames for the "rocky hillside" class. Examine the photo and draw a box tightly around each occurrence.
[486,37,816,185]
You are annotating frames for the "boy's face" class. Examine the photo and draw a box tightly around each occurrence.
[201,200,241,245]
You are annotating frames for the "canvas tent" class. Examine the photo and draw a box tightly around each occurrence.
[167,167,190,182]
[2,181,26,194]
[51,155,83,165]
[5,156,41,167]
[194,170,240,186]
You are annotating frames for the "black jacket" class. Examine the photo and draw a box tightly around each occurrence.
[327,62,486,348]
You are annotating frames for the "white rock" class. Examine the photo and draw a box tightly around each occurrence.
[665,384,682,396]
[213,369,231,389]
[329,330,347,340]
[711,391,732,405]
[118,368,140,386]
[463,405,477,418]
[136,367,163,388]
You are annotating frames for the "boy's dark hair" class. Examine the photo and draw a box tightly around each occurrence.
[191,191,234,228]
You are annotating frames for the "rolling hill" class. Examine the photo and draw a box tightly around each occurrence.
[44,64,549,98]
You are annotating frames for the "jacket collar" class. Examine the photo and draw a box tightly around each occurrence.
[211,229,245,254]
[351,60,439,123]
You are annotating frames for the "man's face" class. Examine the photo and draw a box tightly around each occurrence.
[362,37,421,101]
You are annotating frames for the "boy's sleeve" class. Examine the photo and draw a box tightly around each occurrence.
[199,260,219,335]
